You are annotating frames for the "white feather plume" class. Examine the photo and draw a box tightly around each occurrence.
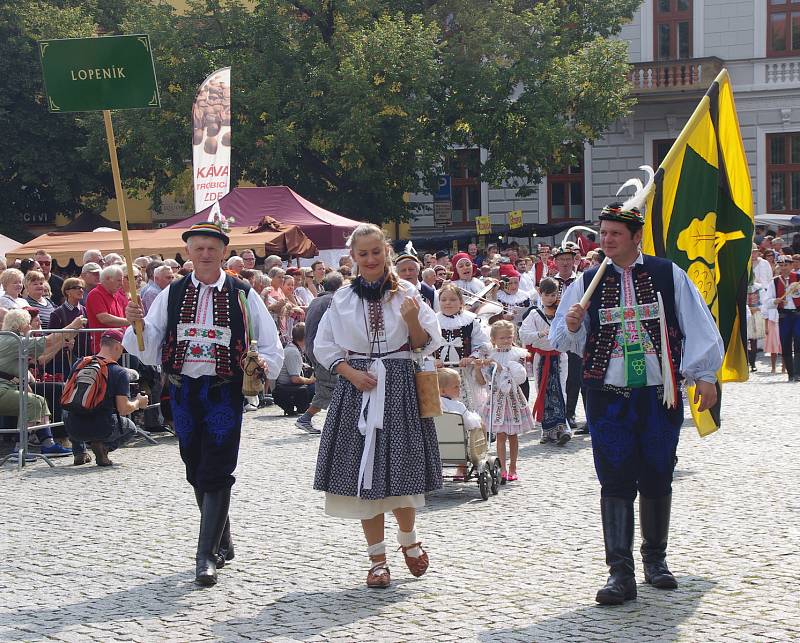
[405,240,415,256]
[616,165,655,213]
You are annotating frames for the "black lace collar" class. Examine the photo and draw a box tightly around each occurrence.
[351,273,391,301]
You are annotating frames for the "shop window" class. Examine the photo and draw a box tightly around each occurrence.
[767,132,800,213]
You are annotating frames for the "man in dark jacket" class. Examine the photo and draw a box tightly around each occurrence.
[295,271,343,433]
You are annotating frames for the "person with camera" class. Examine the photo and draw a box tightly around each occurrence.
[65,328,146,467]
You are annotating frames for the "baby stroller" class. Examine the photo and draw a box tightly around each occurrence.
[433,364,502,500]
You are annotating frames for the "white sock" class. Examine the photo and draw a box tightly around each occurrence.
[367,541,386,558]
[397,529,422,558]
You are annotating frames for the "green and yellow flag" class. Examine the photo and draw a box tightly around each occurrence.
[642,69,754,436]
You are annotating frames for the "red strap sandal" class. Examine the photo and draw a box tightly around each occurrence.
[398,543,429,578]
[366,557,391,588]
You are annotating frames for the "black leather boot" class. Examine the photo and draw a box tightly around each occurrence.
[217,518,235,568]
[640,494,678,589]
[195,488,231,587]
[194,488,234,568]
[595,497,637,605]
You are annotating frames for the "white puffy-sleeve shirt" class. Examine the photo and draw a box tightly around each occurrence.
[549,254,723,386]
[314,280,444,371]
[520,308,557,351]
[122,270,284,380]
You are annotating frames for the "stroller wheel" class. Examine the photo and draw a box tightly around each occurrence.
[490,462,500,495]
[479,470,490,500]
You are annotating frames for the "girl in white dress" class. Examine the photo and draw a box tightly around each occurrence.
[433,283,491,412]
[476,320,535,482]
[313,224,444,589]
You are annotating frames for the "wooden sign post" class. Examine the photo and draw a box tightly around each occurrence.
[39,35,162,350]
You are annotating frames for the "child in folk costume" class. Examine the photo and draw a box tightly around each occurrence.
[438,367,484,479]
[746,281,766,372]
[313,224,444,589]
[519,278,571,446]
[433,283,491,411]
[475,320,535,482]
[495,264,539,327]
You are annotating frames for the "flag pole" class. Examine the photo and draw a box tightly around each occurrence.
[102,109,145,351]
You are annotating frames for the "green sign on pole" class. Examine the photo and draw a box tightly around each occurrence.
[39,34,160,112]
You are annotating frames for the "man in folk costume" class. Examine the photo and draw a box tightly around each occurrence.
[552,244,583,430]
[395,242,438,311]
[551,169,723,605]
[123,211,284,587]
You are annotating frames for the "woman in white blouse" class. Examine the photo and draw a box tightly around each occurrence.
[0,269,28,310]
[313,223,444,589]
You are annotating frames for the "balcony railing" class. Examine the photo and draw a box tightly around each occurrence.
[628,57,725,95]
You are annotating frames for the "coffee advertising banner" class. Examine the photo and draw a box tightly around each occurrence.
[192,67,231,212]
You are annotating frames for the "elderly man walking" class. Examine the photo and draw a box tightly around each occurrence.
[123,214,283,587]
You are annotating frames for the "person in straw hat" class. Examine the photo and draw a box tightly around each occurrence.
[123,207,284,587]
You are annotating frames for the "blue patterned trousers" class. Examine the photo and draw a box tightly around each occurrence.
[586,386,682,501]
[169,375,244,492]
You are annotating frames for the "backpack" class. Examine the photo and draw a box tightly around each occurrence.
[61,356,111,414]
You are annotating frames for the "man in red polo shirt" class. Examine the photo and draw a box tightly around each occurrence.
[85,265,129,351]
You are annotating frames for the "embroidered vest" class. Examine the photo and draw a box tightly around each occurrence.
[774,274,800,309]
[161,274,250,378]
[434,320,474,364]
[582,255,684,388]
[555,274,575,296]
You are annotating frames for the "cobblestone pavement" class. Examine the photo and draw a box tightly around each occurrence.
[1,357,799,642]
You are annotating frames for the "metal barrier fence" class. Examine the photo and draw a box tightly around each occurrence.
[0,327,167,471]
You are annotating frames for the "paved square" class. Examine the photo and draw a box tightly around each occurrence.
[1,362,798,642]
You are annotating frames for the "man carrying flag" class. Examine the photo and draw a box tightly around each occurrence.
[551,67,753,606]
[551,187,723,605]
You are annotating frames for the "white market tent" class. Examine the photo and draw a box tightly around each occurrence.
[0,233,21,258]
[754,214,800,227]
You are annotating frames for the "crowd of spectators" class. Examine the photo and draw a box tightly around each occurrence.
[2,225,798,464]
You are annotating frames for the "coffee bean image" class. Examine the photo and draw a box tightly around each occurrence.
[204,137,218,154]
[221,131,231,147]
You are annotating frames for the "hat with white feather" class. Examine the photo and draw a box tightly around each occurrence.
[599,165,655,226]
[394,240,421,265]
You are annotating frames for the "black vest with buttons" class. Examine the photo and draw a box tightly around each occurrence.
[581,255,684,388]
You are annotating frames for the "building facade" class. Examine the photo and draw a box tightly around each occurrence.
[411,0,800,241]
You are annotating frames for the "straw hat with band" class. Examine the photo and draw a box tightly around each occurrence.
[182,203,234,245]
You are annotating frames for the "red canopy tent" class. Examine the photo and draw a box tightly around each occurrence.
[171,186,361,251]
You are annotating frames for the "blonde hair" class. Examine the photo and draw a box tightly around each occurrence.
[490,319,516,341]
[0,268,23,290]
[436,367,461,389]
[3,308,31,333]
[62,277,85,296]
[24,270,45,286]
[347,223,399,297]
[438,282,464,305]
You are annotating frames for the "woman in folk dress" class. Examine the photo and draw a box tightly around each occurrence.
[313,224,444,589]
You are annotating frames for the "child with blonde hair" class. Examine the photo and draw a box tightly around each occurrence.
[434,283,491,410]
[476,320,534,482]
[438,367,484,480]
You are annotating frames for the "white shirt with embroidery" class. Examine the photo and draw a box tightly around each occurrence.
[123,270,284,380]
[550,253,723,387]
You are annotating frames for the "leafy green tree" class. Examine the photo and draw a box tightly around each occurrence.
[2,0,641,230]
